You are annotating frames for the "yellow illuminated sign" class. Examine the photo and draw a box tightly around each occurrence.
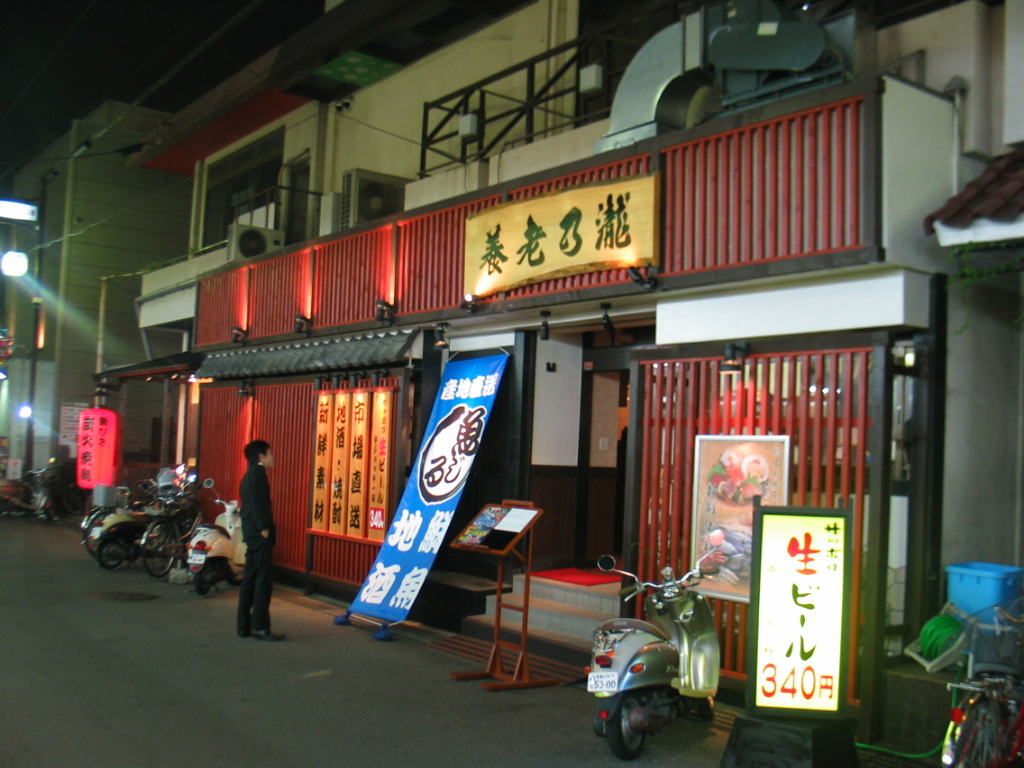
[751,509,848,715]
[463,174,659,297]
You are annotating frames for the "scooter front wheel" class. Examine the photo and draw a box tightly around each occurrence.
[605,693,647,760]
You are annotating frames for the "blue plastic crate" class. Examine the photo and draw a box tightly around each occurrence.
[946,562,1023,618]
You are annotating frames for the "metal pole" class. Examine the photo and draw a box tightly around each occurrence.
[25,297,40,470]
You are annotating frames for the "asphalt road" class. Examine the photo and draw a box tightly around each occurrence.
[0,516,736,768]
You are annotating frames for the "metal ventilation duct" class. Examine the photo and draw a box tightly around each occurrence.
[593,14,709,154]
[594,0,857,155]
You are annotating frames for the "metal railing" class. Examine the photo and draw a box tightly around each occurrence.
[419,31,627,178]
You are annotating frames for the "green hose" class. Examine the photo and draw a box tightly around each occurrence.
[917,614,964,660]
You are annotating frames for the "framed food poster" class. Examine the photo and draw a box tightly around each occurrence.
[691,435,791,602]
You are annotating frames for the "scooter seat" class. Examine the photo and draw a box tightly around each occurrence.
[599,617,672,642]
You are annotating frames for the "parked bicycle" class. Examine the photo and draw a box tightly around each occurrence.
[943,600,1024,767]
[1,459,86,520]
[139,467,203,578]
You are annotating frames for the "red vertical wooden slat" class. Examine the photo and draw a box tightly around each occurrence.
[824,352,838,504]
[197,386,251,518]
[848,100,862,246]
[779,117,791,258]
[195,269,248,347]
[250,382,314,572]
[839,350,854,503]
[248,249,312,339]
[668,364,683,571]
[821,106,833,250]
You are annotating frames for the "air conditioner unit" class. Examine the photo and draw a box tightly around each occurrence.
[334,169,409,231]
[226,223,284,261]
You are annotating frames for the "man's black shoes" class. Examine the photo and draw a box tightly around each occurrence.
[238,630,251,638]
[252,629,285,641]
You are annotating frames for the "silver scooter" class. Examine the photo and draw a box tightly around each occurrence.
[588,529,725,760]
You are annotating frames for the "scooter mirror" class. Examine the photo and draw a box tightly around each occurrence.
[708,529,725,548]
[596,554,617,572]
[202,478,215,488]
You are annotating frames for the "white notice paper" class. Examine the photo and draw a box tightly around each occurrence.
[493,507,538,533]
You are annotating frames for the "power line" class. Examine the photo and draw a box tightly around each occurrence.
[0,0,99,133]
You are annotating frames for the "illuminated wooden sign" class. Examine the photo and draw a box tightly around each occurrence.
[330,393,351,535]
[309,388,396,543]
[367,390,393,542]
[346,391,370,537]
[463,174,659,297]
[77,408,119,489]
[310,394,333,532]
[749,503,851,717]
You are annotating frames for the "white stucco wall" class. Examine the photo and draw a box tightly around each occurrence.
[943,280,1023,568]
[881,77,956,274]
[531,333,582,467]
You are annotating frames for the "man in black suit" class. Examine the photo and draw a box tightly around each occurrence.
[237,439,284,641]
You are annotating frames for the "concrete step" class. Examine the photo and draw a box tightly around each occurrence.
[460,614,592,669]
[483,590,614,645]
[510,573,622,615]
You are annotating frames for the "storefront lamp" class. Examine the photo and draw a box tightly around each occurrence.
[721,342,749,375]
[1,250,29,277]
[434,322,449,349]
[540,310,551,341]
[18,404,32,419]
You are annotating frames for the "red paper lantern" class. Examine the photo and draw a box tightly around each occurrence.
[77,408,119,489]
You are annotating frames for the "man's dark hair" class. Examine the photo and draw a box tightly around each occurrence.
[244,439,271,465]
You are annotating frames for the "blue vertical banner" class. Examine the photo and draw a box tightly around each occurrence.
[348,353,509,624]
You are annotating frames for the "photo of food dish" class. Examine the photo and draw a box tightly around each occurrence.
[692,435,790,602]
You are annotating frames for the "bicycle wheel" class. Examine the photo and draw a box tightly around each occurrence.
[953,685,1012,768]
[141,519,177,578]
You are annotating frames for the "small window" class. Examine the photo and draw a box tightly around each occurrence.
[202,131,284,247]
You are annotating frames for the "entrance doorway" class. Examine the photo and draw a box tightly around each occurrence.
[578,369,629,563]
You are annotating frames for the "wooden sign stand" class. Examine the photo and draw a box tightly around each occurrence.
[448,500,558,691]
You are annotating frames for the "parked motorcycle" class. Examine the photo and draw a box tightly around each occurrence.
[89,467,200,570]
[588,529,725,760]
[80,486,132,557]
[90,503,151,570]
[186,480,246,595]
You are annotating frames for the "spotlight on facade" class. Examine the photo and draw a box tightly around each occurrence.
[540,310,551,341]
[721,342,749,375]
[460,293,478,314]
[294,314,312,336]
[600,303,614,340]
[434,322,449,349]
[374,299,396,325]
[231,326,248,345]
[626,265,657,290]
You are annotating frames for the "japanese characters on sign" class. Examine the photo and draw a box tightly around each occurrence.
[349,354,508,624]
[367,391,393,542]
[330,393,352,535]
[309,388,394,543]
[311,394,333,532]
[76,408,119,489]
[347,392,370,537]
[463,174,659,298]
[750,508,849,716]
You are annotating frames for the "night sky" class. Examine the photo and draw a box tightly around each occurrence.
[0,0,324,197]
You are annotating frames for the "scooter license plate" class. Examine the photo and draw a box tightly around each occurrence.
[587,671,619,693]
[187,551,207,566]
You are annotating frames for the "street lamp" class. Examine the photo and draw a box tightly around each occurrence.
[1,223,42,472]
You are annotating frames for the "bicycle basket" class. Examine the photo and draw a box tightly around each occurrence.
[966,597,1024,677]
